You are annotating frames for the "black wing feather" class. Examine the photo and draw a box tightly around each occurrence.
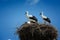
[29,16,38,22]
[44,17,51,23]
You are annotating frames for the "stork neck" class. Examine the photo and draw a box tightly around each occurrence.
[26,13,28,16]
[41,12,44,16]
[41,13,43,16]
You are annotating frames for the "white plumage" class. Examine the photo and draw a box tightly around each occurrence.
[40,12,47,18]
[25,11,38,24]
[40,12,51,23]
[25,11,33,18]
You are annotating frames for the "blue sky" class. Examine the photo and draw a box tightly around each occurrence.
[0,0,60,40]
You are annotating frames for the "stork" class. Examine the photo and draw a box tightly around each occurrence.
[40,12,51,24]
[25,11,38,24]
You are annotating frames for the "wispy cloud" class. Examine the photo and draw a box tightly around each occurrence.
[8,39,11,40]
[26,0,40,5]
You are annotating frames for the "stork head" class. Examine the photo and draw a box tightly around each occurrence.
[40,12,42,15]
[25,11,29,15]
[40,11,43,15]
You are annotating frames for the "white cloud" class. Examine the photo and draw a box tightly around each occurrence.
[8,39,11,40]
[26,0,40,5]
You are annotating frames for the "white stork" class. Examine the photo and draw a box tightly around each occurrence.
[25,11,38,24]
[40,12,51,23]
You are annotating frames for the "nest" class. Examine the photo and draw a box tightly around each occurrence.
[17,22,58,40]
